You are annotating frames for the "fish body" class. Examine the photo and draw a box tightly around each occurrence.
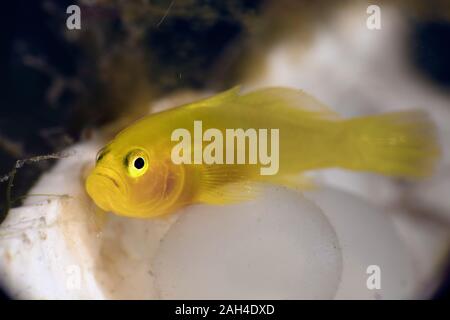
[85,87,440,218]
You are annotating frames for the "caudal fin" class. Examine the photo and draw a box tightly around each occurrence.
[343,111,440,178]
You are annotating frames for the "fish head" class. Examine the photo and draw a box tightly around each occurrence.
[85,140,184,218]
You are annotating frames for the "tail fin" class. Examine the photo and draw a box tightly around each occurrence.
[342,111,440,178]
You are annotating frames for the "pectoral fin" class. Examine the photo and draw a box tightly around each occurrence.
[195,164,260,205]
[196,181,261,205]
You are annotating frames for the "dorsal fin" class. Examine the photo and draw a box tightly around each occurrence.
[186,86,340,120]
[184,86,241,110]
[239,87,341,120]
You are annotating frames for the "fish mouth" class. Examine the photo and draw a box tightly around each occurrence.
[90,165,125,191]
[85,168,126,212]
[95,172,120,189]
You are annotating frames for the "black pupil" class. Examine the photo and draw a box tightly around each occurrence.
[134,157,145,169]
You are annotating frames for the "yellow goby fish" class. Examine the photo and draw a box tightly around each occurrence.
[85,87,440,218]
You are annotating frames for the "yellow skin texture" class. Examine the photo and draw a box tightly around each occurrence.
[85,87,440,218]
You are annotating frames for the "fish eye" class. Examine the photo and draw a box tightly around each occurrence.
[126,149,149,178]
[134,157,145,169]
